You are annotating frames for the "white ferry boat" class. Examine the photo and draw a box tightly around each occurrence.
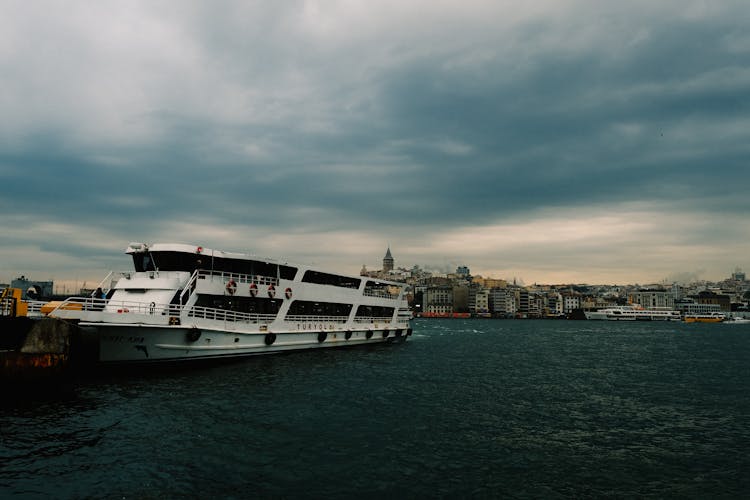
[584,305,681,321]
[45,243,413,364]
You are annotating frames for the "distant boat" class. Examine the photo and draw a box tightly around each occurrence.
[724,316,750,324]
[683,312,726,323]
[584,305,681,321]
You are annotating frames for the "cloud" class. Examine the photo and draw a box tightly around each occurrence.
[1,0,749,286]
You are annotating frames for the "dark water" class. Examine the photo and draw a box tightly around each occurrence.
[2,319,749,499]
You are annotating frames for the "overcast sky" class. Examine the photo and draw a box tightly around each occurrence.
[1,0,749,287]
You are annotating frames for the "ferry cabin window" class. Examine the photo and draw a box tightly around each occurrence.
[355,305,395,318]
[364,281,397,297]
[132,251,298,280]
[195,295,282,315]
[132,253,156,272]
[301,270,361,289]
[287,301,353,317]
[132,252,203,273]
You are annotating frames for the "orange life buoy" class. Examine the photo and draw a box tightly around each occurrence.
[249,283,258,297]
[285,287,292,299]
[196,246,203,254]
[267,284,276,298]
[226,279,237,295]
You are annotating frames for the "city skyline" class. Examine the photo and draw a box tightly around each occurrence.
[3,244,745,292]
[1,1,749,286]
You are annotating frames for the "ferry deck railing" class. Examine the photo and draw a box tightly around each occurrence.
[45,294,403,327]
[186,305,276,324]
[91,271,132,296]
[1,297,48,318]
[24,300,48,317]
[47,296,277,325]
[178,268,284,310]
[195,269,279,287]
[179,269,201,305]
[353,316,398,324]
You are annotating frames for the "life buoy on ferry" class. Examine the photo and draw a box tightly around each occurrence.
[249,283,258,297]
[226,279,237,295]
[285,287,293,299]
[196,246,203,254]
[186,329,201,342]
[267,284,276,298]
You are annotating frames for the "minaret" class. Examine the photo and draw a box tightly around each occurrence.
[383,246,394,273]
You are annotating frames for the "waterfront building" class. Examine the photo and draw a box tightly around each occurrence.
[424,286,453,315]
[518,289,531,317]
[628,288,675,309]
[671,283,685,301]
[453,286,470,313]
[473,276,508,289]
[546,292,563,317]
[689,290,731,312]
[581,297,617,309]
[471,287,490,315]
[456,266,470,277]
[675,299,723,315]
[468,285,478,313]
[489,287,516,317]
[562,294,581,314]
[732,267,746,282]
[532,292,545,318]
[518,290,543,318]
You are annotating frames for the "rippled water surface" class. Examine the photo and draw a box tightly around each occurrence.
[2,319,749,498]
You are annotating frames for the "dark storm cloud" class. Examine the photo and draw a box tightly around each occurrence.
[1,0,749,282]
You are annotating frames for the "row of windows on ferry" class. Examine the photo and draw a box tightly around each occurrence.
[134,251,388,291]
[194,296,394,318]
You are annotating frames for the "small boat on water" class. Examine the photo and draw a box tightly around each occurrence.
[2,243,413,369]
[723,316,750,324]
[584,305,681,321]
[683,312,726,323]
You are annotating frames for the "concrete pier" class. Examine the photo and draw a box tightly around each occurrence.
[1,317,80,382]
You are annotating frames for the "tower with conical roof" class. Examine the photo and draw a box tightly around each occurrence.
[383,246,394,273]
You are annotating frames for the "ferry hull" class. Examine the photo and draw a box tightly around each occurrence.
[82,324,411,364]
